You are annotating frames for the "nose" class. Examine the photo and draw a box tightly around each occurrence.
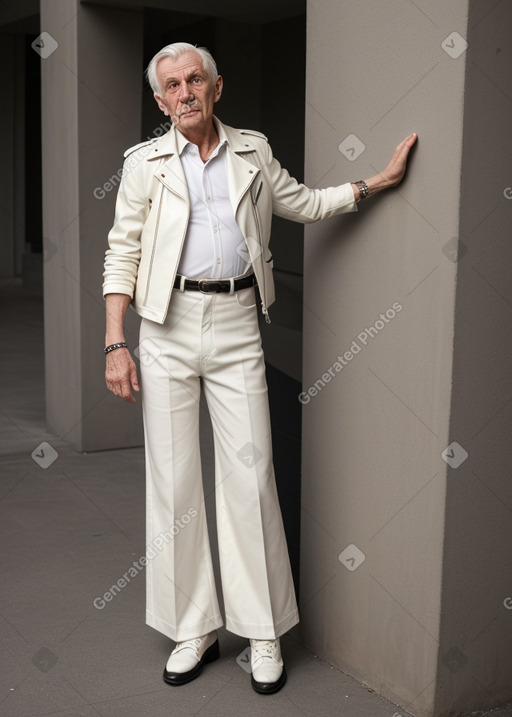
[177,80,193,104]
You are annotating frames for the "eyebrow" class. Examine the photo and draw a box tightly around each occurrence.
[164,67,204,86]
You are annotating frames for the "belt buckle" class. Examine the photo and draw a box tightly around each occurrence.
[198,279,221,294]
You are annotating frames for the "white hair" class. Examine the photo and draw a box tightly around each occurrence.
[146,42,218,95]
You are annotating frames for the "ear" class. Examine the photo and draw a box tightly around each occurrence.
[154,93,168,115]
[213,75,223,103]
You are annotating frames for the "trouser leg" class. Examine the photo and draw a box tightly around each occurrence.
[140,293,223,642]
[201,287,299,639]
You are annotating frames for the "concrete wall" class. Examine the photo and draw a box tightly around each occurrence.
[434,1,512,714]
[300,1,512,715]
[41,0,144,450]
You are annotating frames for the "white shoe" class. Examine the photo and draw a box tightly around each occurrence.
[250,638,287,694]
[163,631,219,686]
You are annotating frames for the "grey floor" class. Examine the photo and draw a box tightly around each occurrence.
[1,277,511,717]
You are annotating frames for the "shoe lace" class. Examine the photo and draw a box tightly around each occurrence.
[252,640,276,658]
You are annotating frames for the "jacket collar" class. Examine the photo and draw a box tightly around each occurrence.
[151,116,260,210]
[147,116,257,160]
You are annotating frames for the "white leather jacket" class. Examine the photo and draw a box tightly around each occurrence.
[102,117,357,324]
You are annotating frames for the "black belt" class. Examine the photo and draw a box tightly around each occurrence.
[173,273,256,294]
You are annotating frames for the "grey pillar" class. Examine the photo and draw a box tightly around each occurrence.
[40,0,144,450]
[0,35,15,277]
[13,35,26,279]
[300,1,512,715]
[0,32,27,279]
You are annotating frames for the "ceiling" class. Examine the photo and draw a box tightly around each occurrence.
[0,0,304,35]
[84,0,304,24]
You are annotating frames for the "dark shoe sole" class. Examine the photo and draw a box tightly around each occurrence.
[251,665,287,695]
[163,639,220,686]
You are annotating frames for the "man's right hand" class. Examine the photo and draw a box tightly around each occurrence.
[105,347,140,403]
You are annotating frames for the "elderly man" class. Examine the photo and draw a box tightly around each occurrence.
[103,41,416,694]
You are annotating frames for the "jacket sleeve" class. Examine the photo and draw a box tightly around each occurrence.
[261,140,358,223]
[102,154,147,298]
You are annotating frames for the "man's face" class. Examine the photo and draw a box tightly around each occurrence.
[154,51,222,137]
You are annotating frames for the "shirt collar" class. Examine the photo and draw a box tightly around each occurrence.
[176,120,228,158]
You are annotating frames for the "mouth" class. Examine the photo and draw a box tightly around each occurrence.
[179,108,199,118]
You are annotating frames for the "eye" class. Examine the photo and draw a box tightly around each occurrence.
[191,77,202,84]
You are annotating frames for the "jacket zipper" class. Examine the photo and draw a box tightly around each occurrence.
[251,183,271,324]
[143,187,164,306]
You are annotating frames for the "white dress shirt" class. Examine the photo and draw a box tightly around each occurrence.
[176,129,250,280]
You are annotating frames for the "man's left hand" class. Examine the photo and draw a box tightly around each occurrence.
[380,133,418,187]
[352,132,418,201]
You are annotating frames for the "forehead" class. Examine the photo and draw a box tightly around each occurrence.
[156,51,206,82]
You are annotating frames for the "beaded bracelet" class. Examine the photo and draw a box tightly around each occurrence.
[104,342,128,354]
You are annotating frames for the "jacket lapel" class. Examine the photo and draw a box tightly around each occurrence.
[225,150,260,217]
[146,118,260,209]
[217,119,260,216]
[155,154,189,201]
[148,129,189,201]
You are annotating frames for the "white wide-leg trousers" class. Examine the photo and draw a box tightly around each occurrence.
[139,285,299,642]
